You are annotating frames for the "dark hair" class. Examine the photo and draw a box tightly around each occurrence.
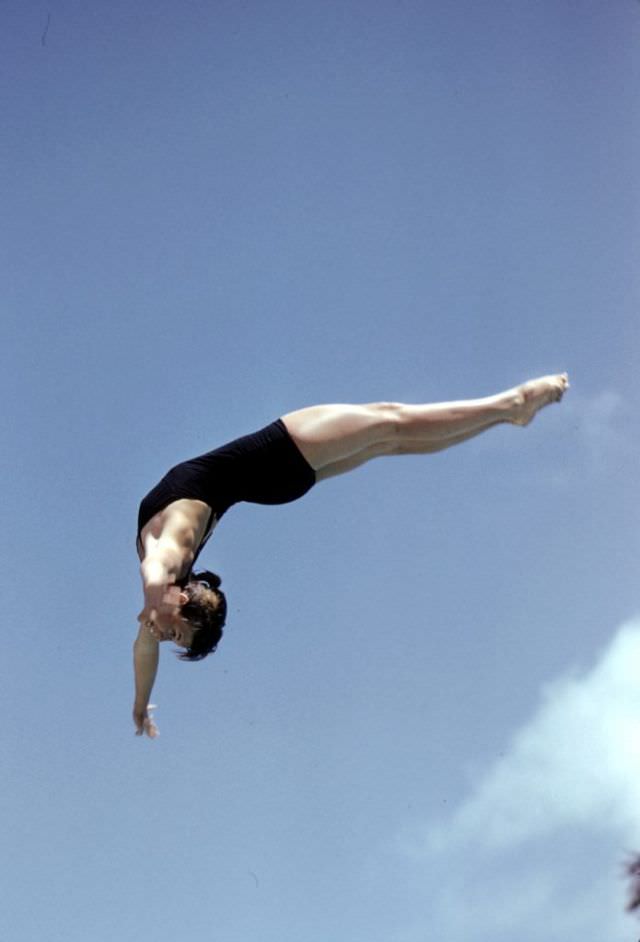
[177,570,227,661]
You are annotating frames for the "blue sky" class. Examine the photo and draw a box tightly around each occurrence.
[2,1,639,940]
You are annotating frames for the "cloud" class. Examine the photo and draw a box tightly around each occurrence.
[397,621,640,942]
[463,386,633,490]
[566,388,635,472]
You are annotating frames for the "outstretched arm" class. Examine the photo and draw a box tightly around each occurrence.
[133,520,197,738]
[133,621,160,737]
[133,545,185,738]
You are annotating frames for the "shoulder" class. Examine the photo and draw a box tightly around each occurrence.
[139,499,212,560]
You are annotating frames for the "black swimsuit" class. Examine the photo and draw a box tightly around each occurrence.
[137,419,316,576]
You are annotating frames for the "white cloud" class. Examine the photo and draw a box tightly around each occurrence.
[397,620,640,942]
[463,386,634,489]
[565,388,635,472]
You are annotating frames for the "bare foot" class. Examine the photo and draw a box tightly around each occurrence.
[509,373,569,426]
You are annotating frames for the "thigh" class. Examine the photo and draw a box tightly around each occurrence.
[281,403,396,470]
[314,441,397,481]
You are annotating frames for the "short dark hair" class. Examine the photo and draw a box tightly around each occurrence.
[177,570,227,661]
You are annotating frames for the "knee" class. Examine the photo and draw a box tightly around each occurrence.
[369,402,407,438]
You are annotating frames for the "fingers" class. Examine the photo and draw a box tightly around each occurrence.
[134,706,159,738]
[134,718,159,737]
[133,705,158,737]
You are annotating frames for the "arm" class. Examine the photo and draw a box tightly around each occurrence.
[139,553,181,621]
[137,504,204,614]
[133,621,160,737]
[133,515,197,737]
[132,555,170,738]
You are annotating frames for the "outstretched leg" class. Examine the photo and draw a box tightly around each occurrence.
[314,425,501,480]
[282,374,568,477]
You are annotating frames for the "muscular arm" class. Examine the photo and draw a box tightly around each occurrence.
[139,547,182,614]
[132,546,179,738]
[132,552,180,739]
[133,502,206,738]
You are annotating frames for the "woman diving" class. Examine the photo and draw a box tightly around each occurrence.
[134,372,569,737]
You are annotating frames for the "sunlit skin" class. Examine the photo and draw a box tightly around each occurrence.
[133,373,569,738]
[141,598,196,648]
[133,580,203,737]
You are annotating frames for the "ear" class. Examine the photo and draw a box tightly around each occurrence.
[178,591,189,606]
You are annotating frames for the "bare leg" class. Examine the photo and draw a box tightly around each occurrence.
[315,424,503,480]
[282,373,568,473]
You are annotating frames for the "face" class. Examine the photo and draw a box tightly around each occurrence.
[156,616,195,650]
[146,592,196,650]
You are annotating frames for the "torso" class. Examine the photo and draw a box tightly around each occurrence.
[137,417,316,580]
[137,499,217,575]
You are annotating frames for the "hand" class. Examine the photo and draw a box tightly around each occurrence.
[133,703,159,738]
[140,582,182,619]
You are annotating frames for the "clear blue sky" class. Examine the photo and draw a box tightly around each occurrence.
[2,2,639,940]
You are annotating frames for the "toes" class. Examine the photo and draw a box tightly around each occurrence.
[549,374,568,402]
[555,377,568,401]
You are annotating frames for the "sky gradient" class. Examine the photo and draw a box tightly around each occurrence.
[2,2,639,940]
